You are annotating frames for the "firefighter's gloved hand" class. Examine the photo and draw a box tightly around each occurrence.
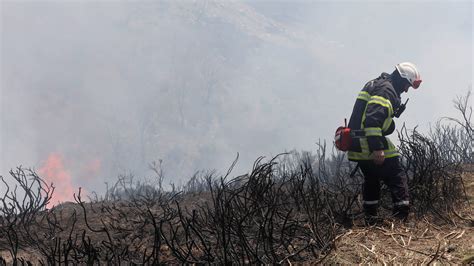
[372,150,385,165]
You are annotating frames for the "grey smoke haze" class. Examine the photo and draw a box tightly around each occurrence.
[0,1,472,196]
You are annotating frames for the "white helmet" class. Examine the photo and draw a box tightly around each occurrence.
[395,62,422,89]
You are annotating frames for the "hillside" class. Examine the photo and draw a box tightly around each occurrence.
[0,165,472,264]
[2,1,472,264]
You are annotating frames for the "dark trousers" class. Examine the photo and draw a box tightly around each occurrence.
[358,157,409,216]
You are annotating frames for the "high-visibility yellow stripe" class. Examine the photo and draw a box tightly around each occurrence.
[362,99,392,134]
[348,151,370,160]
[348,137,399,160]
[360,136,369,149]
[385,151,400,158]
[350,90,399,161]
[368,99,391,109]
[364,127,383,136]
[370,95,392,107]
[348,149,399,160]
[382,117,393,132]
[357,91,371,101]
[368,95,394,116]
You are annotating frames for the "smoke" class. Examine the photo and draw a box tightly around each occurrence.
[82,159,101,182]
[1,1,472,195]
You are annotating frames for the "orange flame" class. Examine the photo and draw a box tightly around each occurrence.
[38,153,76,207]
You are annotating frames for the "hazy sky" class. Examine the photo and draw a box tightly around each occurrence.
[0,0,472,200]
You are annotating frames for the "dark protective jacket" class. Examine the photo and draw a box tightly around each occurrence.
[347,72,403,161]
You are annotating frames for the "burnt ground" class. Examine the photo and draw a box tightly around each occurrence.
[0,171,473,265]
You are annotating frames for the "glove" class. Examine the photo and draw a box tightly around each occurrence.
[372,150,385,165]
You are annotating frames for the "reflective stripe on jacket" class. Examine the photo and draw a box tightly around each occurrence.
[347,73,401,161]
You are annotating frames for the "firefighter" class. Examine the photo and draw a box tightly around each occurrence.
[347,62,422,225]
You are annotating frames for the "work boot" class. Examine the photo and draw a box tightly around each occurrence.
[364,205,383,226]
[393,205,409,222]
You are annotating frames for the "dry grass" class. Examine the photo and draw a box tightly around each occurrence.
[320,171,473,265]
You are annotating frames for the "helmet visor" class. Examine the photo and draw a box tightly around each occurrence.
[412,79,422,89]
